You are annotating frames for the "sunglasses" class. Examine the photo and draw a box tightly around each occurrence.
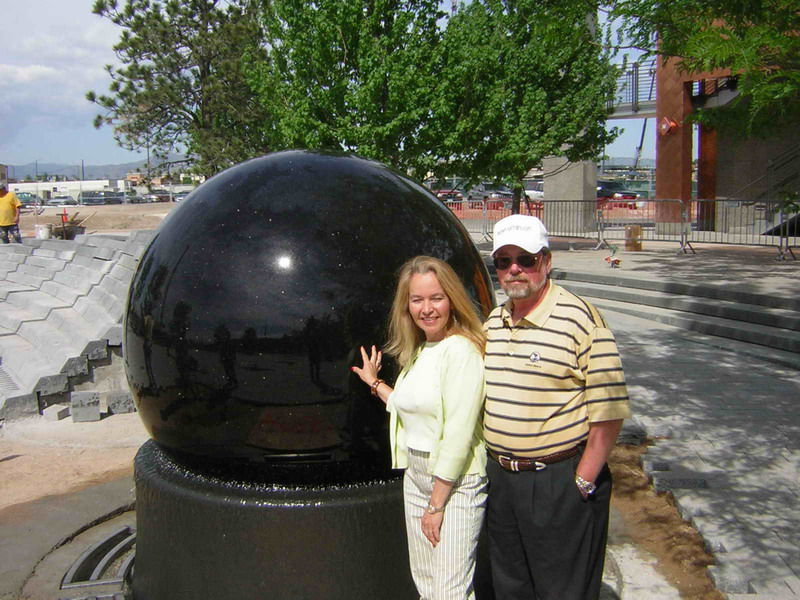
[493,254,540,270]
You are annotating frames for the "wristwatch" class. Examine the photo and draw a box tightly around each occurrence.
[575,474,596,495]
[425,503,445,514]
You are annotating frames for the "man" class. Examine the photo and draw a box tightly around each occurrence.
[0,180,22,243]
[483,214,631,600]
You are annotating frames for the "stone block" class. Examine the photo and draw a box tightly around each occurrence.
[35,373,69,396]
[0,393,39,420]
[43,404,70,421]
[651,472,708,493]
[107,391,135,414]
[104,324,123,347]
[116,253,139,271]
[708,563,751,594]
[61,356,89,377]
[83,339,108,361]
[71,391,101,422]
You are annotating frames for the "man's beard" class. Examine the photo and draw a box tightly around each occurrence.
[502,275,547,300]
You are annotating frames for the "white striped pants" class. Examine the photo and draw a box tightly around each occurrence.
[403,448,488,600]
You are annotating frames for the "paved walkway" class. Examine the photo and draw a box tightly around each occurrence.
[478,236,800,598]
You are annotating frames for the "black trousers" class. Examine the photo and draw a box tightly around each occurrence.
[486,451,612,600]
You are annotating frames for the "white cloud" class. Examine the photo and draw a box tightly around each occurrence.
[0,64,61,85]
[0,1,145,164]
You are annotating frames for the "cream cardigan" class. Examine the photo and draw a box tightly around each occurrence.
[386,335,487,481]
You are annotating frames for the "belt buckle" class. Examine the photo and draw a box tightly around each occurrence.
[534,461,546,471]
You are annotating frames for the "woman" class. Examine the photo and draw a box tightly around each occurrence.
[352,256,487,600]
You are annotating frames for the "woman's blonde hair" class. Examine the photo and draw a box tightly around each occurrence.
[384,256,486,368]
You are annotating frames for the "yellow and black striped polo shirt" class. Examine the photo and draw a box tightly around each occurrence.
[483,281,631,458]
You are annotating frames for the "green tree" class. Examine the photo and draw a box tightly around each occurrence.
[427,0,619,212]
[88,0,275,175]
[248,0,444,178]
[607,0,800,135]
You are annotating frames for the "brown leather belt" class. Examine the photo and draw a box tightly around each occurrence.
[488,445,581,472]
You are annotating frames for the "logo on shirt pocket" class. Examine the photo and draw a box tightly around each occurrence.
[526,351,542,368]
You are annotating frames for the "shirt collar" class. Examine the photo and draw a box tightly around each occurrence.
[500,281,559,327]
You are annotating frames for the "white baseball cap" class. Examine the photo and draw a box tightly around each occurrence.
[491,215,549,257]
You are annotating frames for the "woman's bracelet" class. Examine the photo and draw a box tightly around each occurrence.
[425,502,445,514]
[370,379,385,397]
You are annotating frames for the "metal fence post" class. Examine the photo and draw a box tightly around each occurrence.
[677,203,696,254]
[776,206,797,261]
[594,208,610,250]
[480,200,492,242]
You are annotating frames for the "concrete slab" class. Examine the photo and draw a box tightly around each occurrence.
[0,477,134,600]
[43,404,70,421]
[71,391,101,422]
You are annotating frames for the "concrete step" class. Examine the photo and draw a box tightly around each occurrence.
[16,262,60,281]
[551,269,800,312]
[0,280,35,301]
[71,253,114,274]
[5,290,71,319]
[40,279,83,305]
[0,334,60,393]
[73,294,118,328]
[48,307,108,348]
[86,285,125,322]
[0,303,41,334]
[31,247,76,261]
[591,297,800,354]
[0,254,27,270]
[6,270,47,289]
[558,280,800,332]
[26,254,69,272]
[0,244,34,257]
[17,320,84,373]
[604,310,800,371]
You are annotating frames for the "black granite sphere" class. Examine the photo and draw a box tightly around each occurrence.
[124,150,493,484]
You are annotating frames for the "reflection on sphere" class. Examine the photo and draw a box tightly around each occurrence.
[124,150,493,484]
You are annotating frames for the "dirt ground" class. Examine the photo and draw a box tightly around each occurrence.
[4,202,722,597]
[609,444,724,600]
[18,202,175,237]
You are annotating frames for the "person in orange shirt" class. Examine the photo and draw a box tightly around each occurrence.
[0,180,22,243]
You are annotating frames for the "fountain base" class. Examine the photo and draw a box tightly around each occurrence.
[132,440,417,599]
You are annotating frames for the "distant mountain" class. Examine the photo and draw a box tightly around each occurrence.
[7,154,654,182]
[7,154,187,181]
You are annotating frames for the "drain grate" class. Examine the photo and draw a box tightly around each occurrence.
[58,526,135,600]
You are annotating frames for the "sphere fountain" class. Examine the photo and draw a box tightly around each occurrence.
[125,151,494,599]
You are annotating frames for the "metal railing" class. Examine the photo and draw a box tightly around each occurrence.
[445,198,798,260]
[609,60,657,118]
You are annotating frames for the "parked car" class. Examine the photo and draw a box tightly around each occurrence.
[78,191,125,205]
[596,180,640,208]
[523,180,544,200]
[16,192,44,206]
[174,190,193,202]
[144,189,172,202]
[432,189,465,203]
[467,183,514,207]
[47,195,77,206]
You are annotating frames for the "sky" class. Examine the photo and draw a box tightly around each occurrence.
[0,0,654,169]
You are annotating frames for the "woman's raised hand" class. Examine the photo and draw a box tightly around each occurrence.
[351,345,382,385]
